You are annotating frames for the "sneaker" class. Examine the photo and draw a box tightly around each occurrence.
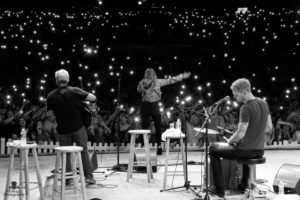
[85,177,96,185]
[215,191,225,198]
[157,147,162,155]
[238,183,247,194]
[211,187,225,198]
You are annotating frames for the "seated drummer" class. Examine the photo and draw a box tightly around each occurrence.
[209,78,273,198]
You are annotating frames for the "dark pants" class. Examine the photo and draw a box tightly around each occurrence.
[209,142,264,194]
[58,126,94,178]
[140,101,162,146]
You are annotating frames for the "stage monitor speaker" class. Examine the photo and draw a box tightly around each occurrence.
[134,147,157,172]
[273,163,300,195]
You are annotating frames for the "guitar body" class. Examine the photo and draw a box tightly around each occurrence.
[82,100,98,128]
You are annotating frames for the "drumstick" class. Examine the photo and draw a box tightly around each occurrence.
[217,126,234,135]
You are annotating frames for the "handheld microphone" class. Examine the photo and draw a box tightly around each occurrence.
[78,76,83,89]
[217,96,230,104]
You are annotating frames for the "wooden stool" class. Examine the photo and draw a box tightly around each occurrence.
[238,157,266,199]
[162,135,186,190]
[127,129,153,182]
[53,146,87,200]
[4,143,44,200]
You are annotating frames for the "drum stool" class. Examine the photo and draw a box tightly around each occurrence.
[127,129,153,183]
[52,146,87,200]
[238,157,266,199]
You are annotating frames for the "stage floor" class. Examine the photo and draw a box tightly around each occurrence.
[0,150,299,200]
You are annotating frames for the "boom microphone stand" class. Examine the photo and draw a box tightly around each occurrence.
[160,104,202,198]
[197,97,229,200]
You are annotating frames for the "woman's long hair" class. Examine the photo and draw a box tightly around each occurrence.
[144,68,157,80]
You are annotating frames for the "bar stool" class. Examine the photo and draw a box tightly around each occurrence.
[162,134,186,190]
[52,146,87,200]
[4,142,44,200]
[238,157,266,199]
[127,129,153,183]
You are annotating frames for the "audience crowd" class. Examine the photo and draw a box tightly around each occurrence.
[0,92,300,147]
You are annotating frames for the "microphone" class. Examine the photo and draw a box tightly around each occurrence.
[216,96,230,104]
[78,76,83,89]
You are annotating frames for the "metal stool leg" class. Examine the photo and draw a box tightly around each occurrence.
[23,149,30,200]
[4,148,15,200]
[19,150,24,200]
[71,152,78,194]
[127,134,136,182]
[242,164,257,200]
[52,152,60,200]
[180,138,187,182]
[146,134,153,179]
[61,152,66,200]
[163,138,171,189]
[143,133,152,182]
[32,148,44,200]
[76,152,87,200]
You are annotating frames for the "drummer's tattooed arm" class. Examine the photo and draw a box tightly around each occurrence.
[228,122,248,145]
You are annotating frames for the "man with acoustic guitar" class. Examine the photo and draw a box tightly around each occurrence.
[46,69,97,185]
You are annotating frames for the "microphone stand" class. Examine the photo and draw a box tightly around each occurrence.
[105,78,124,177]
[160,104,202,198]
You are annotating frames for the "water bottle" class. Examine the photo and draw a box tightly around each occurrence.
[20,128,27,146]
[176,118,181,130]
[278,180,284,195]
[169,122,175,129]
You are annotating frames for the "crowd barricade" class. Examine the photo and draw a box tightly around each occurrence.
[0,137,300,157]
